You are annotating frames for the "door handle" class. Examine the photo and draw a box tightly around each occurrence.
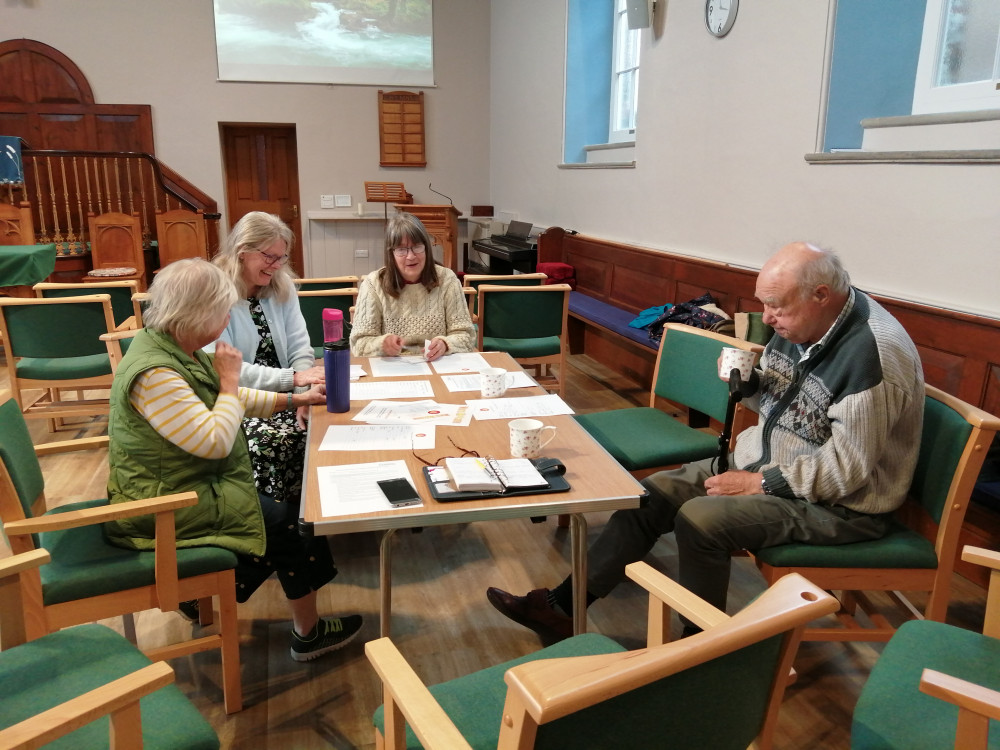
[292,205,299,218]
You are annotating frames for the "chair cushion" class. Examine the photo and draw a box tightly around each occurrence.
[0,623,219,749]
[852,619,1000,749]
[575,407,720,471]
[16,353,112,380]
[753,520,938,569]
[568,292,657,350]
[373,633,625,749]
[40,499,239,605]
[482,335,561,359]
[536,262,575,281]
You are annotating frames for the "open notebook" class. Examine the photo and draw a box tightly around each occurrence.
[423,457,570,501]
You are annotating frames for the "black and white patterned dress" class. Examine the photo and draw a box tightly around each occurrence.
[243,297,308,504]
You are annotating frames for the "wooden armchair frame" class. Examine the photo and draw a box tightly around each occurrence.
[368,563,838,750]
[0,403,243,713]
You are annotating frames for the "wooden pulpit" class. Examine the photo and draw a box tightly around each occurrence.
[395,204,462,273]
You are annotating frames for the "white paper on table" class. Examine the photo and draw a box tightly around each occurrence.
[350,364,367,381]
[353,399,473,427]
[466,394,575,420]
[440,370,536,393]
[350,380,435,401]
[316,460,422,517]
[368,356,433,378]
[430,352,491,374]
[318,424,435,451]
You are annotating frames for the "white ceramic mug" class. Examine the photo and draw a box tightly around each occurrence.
[480,367,508,398]
[509,418,557,459]
[718,347,755,382]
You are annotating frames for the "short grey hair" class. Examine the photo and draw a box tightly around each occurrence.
[797,243,851,298]
[144,258,237,341]
[213,211,297,302]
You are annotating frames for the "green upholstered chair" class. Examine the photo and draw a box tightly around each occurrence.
[476,283,571,398]
[368,561,838,750]
[462,272,547,322]
[296,287,358,359]
[34,279,142,331]
[0,397,244,714]
[851,545,1000,750]
[0,549,219,750]
[574,322,763,477]
[0,293,117,428]
[752,385,1000,643]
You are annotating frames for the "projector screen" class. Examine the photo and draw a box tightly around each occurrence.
[214,0,434,86]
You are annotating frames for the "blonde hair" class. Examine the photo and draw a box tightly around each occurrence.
[144,258,237,341]
[214,211,298,302]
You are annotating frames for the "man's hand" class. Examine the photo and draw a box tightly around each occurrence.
[293,365,325,387]
[382,334,404,357]
[704,470,765,496]
[213,341,243,395]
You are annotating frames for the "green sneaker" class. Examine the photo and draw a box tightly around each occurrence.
[290,615,363,662]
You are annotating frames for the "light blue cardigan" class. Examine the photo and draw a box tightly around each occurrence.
[205,293,315,393]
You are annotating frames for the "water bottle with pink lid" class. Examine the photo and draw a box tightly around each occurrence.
[322,308,349,413]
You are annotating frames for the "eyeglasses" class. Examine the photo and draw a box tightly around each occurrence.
[412,435,480,467]
[392,243,426,258]
[259,251,289,266]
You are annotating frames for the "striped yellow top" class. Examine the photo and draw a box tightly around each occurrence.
[130,367,280,459]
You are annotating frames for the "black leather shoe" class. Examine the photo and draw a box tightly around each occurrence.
[486,587,573,642]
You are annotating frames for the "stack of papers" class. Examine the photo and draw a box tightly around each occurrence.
[353,399,473,427]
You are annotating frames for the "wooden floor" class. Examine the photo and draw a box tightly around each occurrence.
[0,354,989,749]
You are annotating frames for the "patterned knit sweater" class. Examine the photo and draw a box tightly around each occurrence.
[350,266,475,356]
[734,289,924,515]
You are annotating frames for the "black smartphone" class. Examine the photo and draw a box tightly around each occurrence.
[377,477,422,507]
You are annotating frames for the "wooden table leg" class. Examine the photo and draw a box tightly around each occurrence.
[379,528,398,638]
[569,513,588,635]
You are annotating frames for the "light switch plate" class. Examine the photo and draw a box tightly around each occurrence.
[335,194,352,207]
[320,195,335,209]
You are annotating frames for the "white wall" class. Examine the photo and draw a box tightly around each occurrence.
[3,0,491,276]
[489,1,1000,319]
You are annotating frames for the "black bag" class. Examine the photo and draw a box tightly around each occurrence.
[648,292,733,344]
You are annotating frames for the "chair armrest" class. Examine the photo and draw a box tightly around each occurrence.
[0,549,51,580]
[33,435,109,457]
[100,329,139,343]
[962,546,1000,571]
[112,315,138,332]
[0,661,174,749]
[3,492,197,536]
[920,668,1000,748]
[365,637,473,750]
[626,561,728,644]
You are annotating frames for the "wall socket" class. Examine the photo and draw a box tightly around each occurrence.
[354,246,369,258]
[335,194,352,207]
[320,195,335,209]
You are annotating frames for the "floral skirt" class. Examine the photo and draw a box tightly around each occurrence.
[244,408,307,505]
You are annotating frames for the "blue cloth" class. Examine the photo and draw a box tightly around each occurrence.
[629,303,672,329]
[0,136,24,184]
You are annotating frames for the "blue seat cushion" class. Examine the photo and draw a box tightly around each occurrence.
[373,633,625,749]
[40,498,239,605]
[568,292,658,350]
[0,623,218,749]
[575,407,720,471]
[852,619,1000,749]
[753,519,938,569]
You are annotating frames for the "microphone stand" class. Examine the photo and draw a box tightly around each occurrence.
[716,368,745,474]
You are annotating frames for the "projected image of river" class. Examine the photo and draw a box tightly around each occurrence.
[215,0,432,83]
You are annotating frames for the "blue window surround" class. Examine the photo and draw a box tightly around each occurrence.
[565,0,614,163]
[824,0,927,151]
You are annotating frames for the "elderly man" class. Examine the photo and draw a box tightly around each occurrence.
[487,242,925,641]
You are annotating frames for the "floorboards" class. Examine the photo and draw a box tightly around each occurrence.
[0,352,988,749]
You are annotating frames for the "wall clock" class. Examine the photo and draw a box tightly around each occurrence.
[706,0,738,37]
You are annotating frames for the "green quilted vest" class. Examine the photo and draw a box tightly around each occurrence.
[106,328,266,557]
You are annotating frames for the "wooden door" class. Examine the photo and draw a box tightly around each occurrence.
[221,125,303,274]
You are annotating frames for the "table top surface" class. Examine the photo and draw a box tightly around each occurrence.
[301,351,645,535]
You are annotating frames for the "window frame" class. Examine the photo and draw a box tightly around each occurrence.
[912,0,1000,115]
[608,0,641,143]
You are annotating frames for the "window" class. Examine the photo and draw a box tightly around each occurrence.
[609,0,641,142]
[912,0,1000,114]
